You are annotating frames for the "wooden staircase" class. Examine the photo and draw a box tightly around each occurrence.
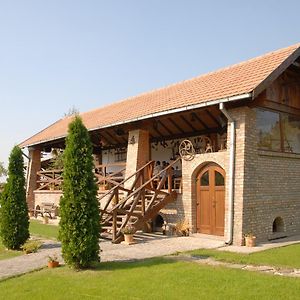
[99,158,180,243]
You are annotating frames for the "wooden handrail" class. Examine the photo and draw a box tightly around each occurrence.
[109,157,180,212]
[98,160,155,201]
[100,157,181,242]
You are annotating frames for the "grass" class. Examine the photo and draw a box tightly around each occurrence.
[189,243,300,269]
[0,219,57,260]
[0,241,22,261]
[0,258,300,299]
[29,219,59,240]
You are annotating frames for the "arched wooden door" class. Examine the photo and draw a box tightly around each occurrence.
[196,164,225,236]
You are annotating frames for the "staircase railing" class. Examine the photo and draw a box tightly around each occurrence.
[94,162,126,190]
[100,157,180,242]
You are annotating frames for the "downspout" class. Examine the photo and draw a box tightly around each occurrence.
[219,103,235,245]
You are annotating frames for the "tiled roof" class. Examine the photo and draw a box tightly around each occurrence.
[20,43,300,147]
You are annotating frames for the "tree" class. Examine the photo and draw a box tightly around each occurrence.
[0,146,29,249]
[0,162,7,177]
[59,116,100,268]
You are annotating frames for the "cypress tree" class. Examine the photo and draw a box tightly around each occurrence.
[59,116,100,268]
[0,146,29,249]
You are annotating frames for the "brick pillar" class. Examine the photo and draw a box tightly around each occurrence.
[124,129,150,190]
[227,106,257,245]
[26,147,41,210]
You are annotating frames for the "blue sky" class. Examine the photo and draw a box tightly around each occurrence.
[0,0,299,173]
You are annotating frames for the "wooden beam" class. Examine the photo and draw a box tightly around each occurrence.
[252,100,300,116]
[168,117,185,134]
[191,112,208,129]
[180,115,197,131]
[157,120,174,135]
[205,109,221,127]
[150,127,222,143]
[152,121,164,137]
[104,131,121,144]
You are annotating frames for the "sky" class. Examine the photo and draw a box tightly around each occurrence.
[0,0,300,177]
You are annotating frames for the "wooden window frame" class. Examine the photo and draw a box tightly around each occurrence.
[257,108,300,154]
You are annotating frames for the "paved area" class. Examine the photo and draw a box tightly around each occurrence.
[0,233,299,281]
[0,233,224,280]
[218,234,300,253]
[100,232,224,262]
[0,239,62,280]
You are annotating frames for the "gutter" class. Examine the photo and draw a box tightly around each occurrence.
[219,102,236,245]
[22,93,251,148]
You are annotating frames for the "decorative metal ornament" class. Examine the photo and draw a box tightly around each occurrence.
[179,139,195,161]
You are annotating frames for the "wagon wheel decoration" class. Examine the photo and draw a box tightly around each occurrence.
[179,139,195,161]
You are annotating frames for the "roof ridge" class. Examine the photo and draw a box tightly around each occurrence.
[20,42,300,148]
[80,43,300,117]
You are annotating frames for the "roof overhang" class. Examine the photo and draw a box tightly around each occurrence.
[253,46,300,98]
[23,92,252,148]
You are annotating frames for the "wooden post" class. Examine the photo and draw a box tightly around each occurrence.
[112,210,117,242]
[141,172,145,216]
[168,169,172,194]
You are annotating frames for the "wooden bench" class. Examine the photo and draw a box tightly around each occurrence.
[34,202,57,219]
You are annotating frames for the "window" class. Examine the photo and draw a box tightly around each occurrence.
[257,109,300,154]
[115,148,127,162]
[257,110,281,151]
[200,171,209,186]
[215,171,224,186]
[282,114,300,153]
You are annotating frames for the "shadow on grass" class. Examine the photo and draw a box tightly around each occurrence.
[68,257,178,272]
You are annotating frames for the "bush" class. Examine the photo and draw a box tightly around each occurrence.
[21,240,42,254]
[59,116,100,269]
[0,146,29,249]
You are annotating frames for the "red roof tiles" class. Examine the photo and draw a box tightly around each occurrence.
[20,43,300,147]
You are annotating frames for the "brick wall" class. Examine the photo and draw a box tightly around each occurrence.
[230,107,300,244]
[251,151,300,240]
[175,151,229,235]
[34,191,62,208]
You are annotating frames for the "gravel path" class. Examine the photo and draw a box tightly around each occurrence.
[0,233,299,281]
[0,240,62,281]
[0,233,223,280]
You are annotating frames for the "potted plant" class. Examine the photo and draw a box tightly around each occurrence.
[47,255,59,268]
[244,232,256,247]
[122,224,135,244]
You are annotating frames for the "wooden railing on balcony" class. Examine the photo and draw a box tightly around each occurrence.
[99,158,180,243]
[36,169,63,191]
[94,162,126,190]
[36,162,126,191]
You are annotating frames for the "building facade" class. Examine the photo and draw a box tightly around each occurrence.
[21,43,300,245]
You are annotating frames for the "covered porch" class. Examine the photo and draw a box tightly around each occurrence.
[25,103,230,242]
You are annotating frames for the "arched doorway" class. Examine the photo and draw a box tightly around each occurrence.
[196,164,225,236]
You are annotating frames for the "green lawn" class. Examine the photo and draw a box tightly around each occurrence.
[189,243,300,269]
[0,258,300,299]
[29,219,59,240]
[0,241,21,261]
